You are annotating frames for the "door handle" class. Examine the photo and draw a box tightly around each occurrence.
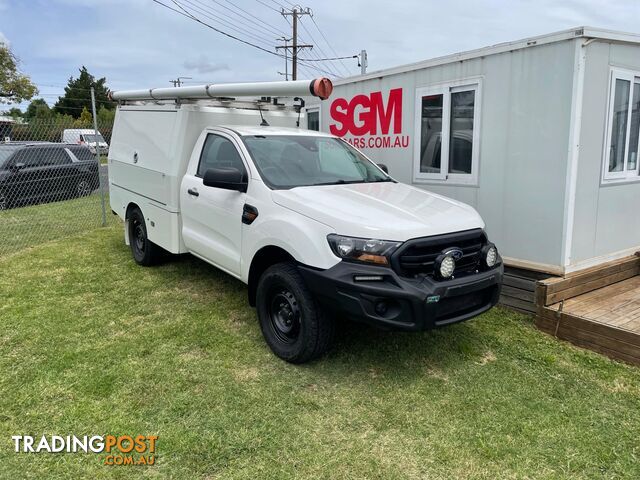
[187,188,199,197]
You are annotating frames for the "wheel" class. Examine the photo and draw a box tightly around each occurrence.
[76,179,92,197]
[256,262,334,363]
[127,207,163,266]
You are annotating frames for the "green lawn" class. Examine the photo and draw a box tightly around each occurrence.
[1,225,640,479]
[0,193,114,257]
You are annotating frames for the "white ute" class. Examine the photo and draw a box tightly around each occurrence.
[108,78,503,363]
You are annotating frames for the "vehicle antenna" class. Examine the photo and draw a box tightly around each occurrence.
[258,105,270,126]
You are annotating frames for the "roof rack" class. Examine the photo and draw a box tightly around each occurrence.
[110,78,333,102]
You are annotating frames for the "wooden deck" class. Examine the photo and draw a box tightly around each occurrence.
[535,255,640,365]
[499,266,551,314]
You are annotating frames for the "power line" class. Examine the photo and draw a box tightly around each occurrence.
[215,0,288,38]
[298,54,358,62]
[152,0,284,58]
[188,0,279,44]
[177,0,276,45]
[310,15,351,76]
[268,0,288,9]
[297,18,342,77]
[298,17,347,77]
[253,0,280,13]
[152,0,336,78]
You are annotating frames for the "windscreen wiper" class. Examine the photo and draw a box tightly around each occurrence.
[369,177,395,182]
[310,179,368,186]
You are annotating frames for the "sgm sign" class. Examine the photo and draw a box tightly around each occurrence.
[329,88,409,149]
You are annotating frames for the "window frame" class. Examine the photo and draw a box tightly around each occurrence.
[602,67,640,184]
[306,106,320,132]
[196,133,248,180]
[42,147,72,166]
[413,78,481,186]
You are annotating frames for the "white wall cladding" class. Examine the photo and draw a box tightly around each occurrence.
[571,41,640,266]
[321,39,578,270]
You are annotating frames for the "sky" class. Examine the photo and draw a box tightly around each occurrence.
[1,0,639,112]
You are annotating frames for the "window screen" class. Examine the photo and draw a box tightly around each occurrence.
[419,94,443,174]
[449,90,474,174]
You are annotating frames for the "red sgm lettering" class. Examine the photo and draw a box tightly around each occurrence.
[329,88,403,137]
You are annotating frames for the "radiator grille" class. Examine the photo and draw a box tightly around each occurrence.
[391,229,487,279]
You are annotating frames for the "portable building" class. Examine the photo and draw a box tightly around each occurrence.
[312,27,640,277]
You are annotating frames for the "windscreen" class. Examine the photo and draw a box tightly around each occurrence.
[81,133,105,143]
[241,135,390,189]
[0,145,20,167]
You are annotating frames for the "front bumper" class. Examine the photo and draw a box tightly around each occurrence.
[299,261,503,331]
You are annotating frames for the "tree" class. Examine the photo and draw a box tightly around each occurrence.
[0,42,38,104]
[54,66,112,118]
[25,98,52,119]
[73,106,93,128]
[4,107,22,119]
[97,105,115,125]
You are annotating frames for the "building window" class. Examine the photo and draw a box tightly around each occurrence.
[414,81,480,184]
[307,109,319,131]
[603,69,640,183]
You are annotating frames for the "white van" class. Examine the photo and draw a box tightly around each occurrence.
[62,129,109,154]
[108,79,503,363]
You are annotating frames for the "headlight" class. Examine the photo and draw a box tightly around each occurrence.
[482,244,498,268]
[327,234,401,265]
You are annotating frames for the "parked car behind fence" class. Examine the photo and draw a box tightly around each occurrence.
[0,142,100,210]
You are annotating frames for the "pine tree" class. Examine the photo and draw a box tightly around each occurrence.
[54,66,112,118]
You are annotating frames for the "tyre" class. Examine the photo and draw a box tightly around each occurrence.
[76,178,92,197]
[256,262,334,363]
[127,207,163,266]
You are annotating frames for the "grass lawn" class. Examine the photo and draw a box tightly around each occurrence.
[1,225,640,479]
[0,193,114,257]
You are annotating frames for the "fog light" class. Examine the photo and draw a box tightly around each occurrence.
[439,255,456,279]
[374,301,388,316]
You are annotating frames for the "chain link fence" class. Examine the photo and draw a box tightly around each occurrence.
[0,115,118,257]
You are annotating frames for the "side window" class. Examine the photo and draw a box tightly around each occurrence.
[307,110,319,131]
[603,69,640,182]
[197,134,246,178]
[12,148,41,167]
[42,148,71,166]
[68,146,95,161]
[414,81,479,184]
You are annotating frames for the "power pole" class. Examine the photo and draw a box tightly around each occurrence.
[359,49,368,75]
[170,76,192,87]
[275,37,292,80]
[280,7,312,80]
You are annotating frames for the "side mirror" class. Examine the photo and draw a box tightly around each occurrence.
[377,163,389,174]
[203,167,247,192]
[10,162,25,172]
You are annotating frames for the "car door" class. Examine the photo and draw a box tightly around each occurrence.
[180,132,248,277]
[6,147,45,203]
[39,147,73,200]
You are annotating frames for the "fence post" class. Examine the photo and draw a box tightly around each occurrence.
[90,87,107,227]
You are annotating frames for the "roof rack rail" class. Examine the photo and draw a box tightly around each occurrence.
[110,78,333,102]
